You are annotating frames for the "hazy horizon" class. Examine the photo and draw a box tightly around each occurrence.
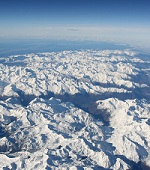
[0,0,150,53]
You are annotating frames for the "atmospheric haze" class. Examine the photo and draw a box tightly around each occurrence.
[0,0,150,52]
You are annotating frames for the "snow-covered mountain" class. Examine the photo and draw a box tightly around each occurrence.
[0,49,150,169]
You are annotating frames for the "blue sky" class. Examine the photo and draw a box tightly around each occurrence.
[0,0,150,26]
[0,0,150,51]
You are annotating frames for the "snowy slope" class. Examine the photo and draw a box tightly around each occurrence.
[0,49,150,169]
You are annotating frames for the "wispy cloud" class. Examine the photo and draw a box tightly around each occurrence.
[67,28,79,32]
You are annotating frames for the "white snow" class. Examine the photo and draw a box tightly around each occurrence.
[0,49,150,169]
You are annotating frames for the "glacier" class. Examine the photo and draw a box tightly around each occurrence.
[0,49,150,169]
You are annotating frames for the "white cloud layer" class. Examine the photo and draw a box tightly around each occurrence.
[0,25,150,52]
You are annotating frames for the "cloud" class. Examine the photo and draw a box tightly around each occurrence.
[67,28,79,32]
[0,25,149,52]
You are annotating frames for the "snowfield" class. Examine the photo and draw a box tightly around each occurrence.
[0,49,150,169]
